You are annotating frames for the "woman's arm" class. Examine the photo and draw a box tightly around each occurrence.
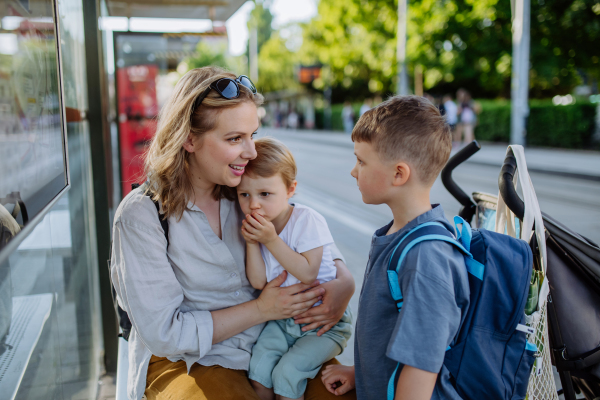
[211,271,324,344]
[245,241,267,290]
[293,259,355,335]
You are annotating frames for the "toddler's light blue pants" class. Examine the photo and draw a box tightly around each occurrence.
[248,308,352,399]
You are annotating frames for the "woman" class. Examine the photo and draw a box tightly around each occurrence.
[110,66,356,400]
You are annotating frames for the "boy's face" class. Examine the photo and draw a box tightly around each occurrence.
[237,174,296,222]
[350,141,396,205]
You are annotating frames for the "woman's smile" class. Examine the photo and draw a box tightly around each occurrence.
[229,163,247,176]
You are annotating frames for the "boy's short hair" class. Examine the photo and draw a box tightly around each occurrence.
[245,137,297,187]
[351,95,452,184]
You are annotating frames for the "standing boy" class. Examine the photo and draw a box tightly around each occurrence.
[321,96,470,400]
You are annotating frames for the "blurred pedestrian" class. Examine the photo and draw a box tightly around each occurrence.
[458,90,476,144]
[359,98,372,117]
[442,94,458,142]
[342,101,355,134]
[287,109,299,130]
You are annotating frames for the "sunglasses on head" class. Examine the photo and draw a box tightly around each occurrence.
[191,75,257,117]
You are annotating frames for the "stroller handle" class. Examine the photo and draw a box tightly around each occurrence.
[498,148,525,221]
[441,140,481,223]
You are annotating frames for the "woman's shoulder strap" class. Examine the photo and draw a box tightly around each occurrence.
[131,182,169,247]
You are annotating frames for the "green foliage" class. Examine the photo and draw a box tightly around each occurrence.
[300,0,398,99]
[474,100,511,142]
[474,100,596,148]
[255,31,301,93]
[314,103,368,131]
[529,0,600,96]
[314,99,597,150]
[527,102,597,148]
[186,41,229,70]
[296,0,600,99]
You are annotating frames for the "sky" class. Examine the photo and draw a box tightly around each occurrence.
[226,0,317,56]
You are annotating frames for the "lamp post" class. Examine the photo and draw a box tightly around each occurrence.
[510,0,531,146]
[249,26,258,82]
[396,0,409,95]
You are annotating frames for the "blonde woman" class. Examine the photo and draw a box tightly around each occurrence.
[110,66,356,400]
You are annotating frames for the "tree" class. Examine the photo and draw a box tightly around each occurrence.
[255,30,301,93]
[186,41,229,70]
[296,0,600,99]
[300,0,398,101]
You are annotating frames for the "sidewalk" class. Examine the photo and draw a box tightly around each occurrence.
[262,128,600,182]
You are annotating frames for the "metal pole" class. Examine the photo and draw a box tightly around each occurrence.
[250,27,258,82]
[324,87,332,130]
[510,0,530,145]
[82,0,119,372]
[396,0,409,95]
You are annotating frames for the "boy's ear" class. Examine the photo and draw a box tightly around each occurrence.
[392,162,411,187]
[287,180,298,198]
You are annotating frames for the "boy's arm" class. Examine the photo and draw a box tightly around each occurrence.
[264,237,322,284]
[394,365,437,400]
[245,242,267,290]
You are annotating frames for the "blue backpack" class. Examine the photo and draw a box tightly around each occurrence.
[386,216,537,400]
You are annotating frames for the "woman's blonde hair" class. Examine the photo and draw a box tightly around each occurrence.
[144,66,264,219]
[245,137,297,188]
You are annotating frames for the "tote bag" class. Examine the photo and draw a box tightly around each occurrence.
[495,145,558,400]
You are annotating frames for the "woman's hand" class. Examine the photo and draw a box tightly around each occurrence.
[255,271,324,322]
[293,259,355,336]
[322,364,356,396]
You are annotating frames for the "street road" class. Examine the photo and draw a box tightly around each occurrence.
[259,128,600,366]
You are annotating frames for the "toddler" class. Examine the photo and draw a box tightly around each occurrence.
[237,137,352,400]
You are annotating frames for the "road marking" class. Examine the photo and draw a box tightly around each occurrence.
[293,186,382,238]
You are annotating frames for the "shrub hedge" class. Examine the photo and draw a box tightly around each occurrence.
[475,100,597,149]
[315,100,598,149]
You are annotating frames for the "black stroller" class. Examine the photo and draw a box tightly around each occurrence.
[441,141,600,400]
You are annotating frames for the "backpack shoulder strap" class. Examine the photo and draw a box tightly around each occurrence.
[386,222,474,312]
[132,182,169,248]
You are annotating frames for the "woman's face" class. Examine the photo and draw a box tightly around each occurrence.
[185,101,259,189]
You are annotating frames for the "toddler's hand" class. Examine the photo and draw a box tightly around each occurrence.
[240,225,258,244]
[321,364,355,396]
[241,212,278,244]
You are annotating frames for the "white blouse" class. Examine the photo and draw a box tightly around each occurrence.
[110,188,344,400]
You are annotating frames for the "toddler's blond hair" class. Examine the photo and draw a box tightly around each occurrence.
[245,137,297,187]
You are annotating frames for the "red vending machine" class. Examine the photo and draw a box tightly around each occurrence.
[117,64,159,197]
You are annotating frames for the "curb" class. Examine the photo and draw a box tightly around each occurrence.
[267,130,600,183]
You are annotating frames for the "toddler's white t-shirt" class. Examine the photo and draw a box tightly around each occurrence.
[260,203,336,288]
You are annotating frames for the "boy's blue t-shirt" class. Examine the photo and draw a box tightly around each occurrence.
[354,205,470,400]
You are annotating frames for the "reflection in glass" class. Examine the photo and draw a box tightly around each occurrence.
[0,1,68,250]
[0,121,101,400]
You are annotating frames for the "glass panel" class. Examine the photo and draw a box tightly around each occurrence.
[0,0,68,253]
[0,120,101,400]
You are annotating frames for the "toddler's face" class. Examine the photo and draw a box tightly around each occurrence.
[237,174,295,222]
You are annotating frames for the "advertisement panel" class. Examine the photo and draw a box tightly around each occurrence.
[116,64,158,196]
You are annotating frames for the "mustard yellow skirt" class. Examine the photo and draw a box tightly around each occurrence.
[145,355,356,400]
